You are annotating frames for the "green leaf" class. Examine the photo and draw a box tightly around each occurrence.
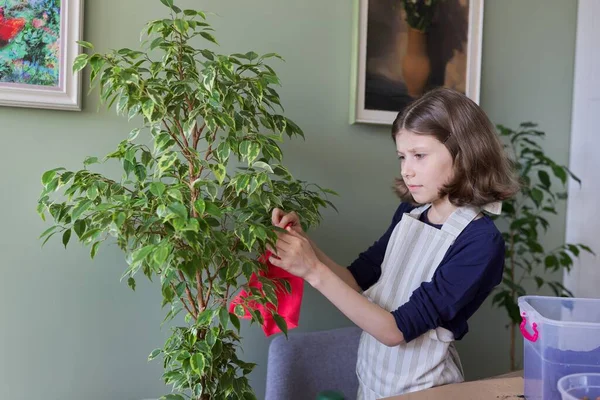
[87,185,99,200]
[239,140,251,159]
[579,244,595,255]
[160,395,185,400]
[90,241,101,259]
[150,182,166,197]
[113,212,126,228]
[552,165,567,184]
[245,51,259,61]
[234,304,245,317]
[199,49,214,60]
[219,306,229,329]
[168,202,188,220]
[216,142,231,163]
[132,245,154,264]
[153,245,170,266]
[80,228,101,243]
[62,229,71,248]
[196,309,215,326]
[41,231,57,247]
[74,219,86,239]
[77,40,94,49]
[538,170,551,188]
[236,175,251,194]
[72,199,93,221]
[148,348,162,361]
[41,170,57,186]
[545,255,558,268]
[127,277,136,291]
[73,54,89,72]
[272,314,288,335]
[191,353,206,374]
[158,153,178,172]
[230,312,241,332]
[531,188,543,206]
[123,159,134,178]
[205,201,222,217]
[559,251,573,267]
[248,143,260,164]
[183,118,196,138]
[167,188,183,203]
[149,37,164,51]
[564,166,581,185]
[527,240,544,253]
[142,99,155,121]
[155,132,174,153]
[159,0,174,9]
[243,392,258,400]
[567,244,580,257]
[252,161,273,173]
[211,164,227,185]
[194,198,206,214]
[134,164,147,181]
[39,225,59,239]
[534,276,544,289]
[84,156,99,166]
[200,31,218,44]
[173,19,189,34]
[205,182,218,200]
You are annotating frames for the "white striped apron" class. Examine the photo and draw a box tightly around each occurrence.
[356,204,480,400]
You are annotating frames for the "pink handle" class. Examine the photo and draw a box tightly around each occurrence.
[520,312,539,342]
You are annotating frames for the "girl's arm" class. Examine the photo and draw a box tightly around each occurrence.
[269,228,405,347]
[271,208,362,292]
[307,236,363,293]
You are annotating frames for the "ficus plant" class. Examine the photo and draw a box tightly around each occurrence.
[492,122,594,371]
[36,1,336,399]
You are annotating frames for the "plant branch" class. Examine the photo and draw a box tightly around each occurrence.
[196,268,206,312]
[170,282,196,318]
[193,122,206,150]
[177,270,199,317]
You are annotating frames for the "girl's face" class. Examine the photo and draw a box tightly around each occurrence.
[395,129,454,205]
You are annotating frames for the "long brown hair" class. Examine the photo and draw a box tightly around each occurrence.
[392,87,520,207]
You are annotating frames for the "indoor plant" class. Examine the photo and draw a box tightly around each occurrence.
[492,122,594,370]
[37,1,335,398]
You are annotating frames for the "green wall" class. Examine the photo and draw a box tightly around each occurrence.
[0,0,577,399]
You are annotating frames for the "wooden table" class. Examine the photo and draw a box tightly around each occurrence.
[381,370,524,399]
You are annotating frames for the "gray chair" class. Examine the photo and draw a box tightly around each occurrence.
[265,326,362,400]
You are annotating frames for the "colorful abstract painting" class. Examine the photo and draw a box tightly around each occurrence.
[0,0,61,87]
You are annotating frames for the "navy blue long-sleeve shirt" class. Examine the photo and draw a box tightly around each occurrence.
[347,203,505,343]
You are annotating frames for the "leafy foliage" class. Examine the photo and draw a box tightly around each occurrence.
[493,122,594,370]
[38,2,336,399]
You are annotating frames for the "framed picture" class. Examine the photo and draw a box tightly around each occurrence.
[0,0,83,111]
[350,0,483,125]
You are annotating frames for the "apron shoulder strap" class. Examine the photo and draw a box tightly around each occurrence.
[441,206,480,238]
[408,203,431,217]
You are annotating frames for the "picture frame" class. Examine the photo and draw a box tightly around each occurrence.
[0,0,84,111]
[350,0,484,125]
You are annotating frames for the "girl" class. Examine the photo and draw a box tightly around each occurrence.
[268,87,520,399]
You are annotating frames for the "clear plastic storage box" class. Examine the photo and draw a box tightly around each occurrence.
[518,295,600,400]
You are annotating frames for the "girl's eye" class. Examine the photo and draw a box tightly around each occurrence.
[415,154,426,160]
[398,155,405,161]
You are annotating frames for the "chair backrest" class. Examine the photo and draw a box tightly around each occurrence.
[265,326,362,400]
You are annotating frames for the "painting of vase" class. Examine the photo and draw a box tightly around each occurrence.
[351,0,483,125]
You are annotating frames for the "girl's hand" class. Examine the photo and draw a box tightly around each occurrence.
[268,227,321,282]
[271,208,305,236]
